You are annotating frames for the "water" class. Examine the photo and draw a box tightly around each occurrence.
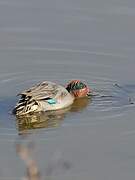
[0,0,135,179]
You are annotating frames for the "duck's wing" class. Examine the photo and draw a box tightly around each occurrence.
[13,81,63,115]
[18,81,59,101]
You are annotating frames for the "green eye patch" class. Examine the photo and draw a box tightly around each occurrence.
[66,81,86,92]
[74,82,86,90]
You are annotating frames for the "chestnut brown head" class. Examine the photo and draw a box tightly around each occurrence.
[66,80,91,98]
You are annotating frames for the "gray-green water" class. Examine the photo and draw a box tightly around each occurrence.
[0,0,135,179]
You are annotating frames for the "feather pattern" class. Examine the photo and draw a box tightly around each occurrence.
[13,81,73,115]
[19,81,58,100]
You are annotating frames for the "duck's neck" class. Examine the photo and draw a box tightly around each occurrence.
[66,89,75,99]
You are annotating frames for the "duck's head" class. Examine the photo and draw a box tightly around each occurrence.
[66,80,92,98]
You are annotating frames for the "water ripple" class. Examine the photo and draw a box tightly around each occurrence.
[0,68,134,131]
[3,46,126,58]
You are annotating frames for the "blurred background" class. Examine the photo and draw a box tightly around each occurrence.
[0,0,135,179]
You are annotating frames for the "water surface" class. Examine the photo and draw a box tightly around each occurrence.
[0,0,135,179]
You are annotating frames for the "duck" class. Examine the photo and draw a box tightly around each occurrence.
[13,80,92,116]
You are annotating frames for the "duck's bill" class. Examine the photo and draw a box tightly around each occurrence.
[87,92,92,97]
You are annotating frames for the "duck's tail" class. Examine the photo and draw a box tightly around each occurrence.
[13,94,39,116]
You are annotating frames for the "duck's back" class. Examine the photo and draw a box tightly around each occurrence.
[13,81,74,115]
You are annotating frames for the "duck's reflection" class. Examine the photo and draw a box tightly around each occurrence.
[16,98,91,133]
[16,137,41,180]
[15,98,90,179]
[16,136,72,180]
[71,97,91,112]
